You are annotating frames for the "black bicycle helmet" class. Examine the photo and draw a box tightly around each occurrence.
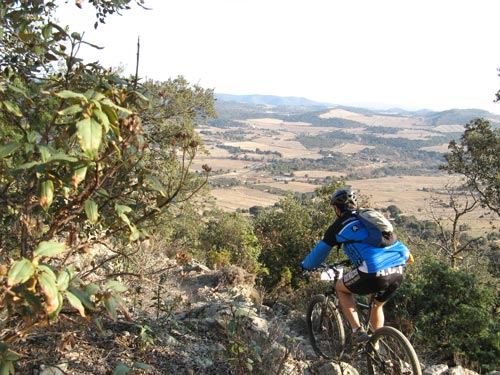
[331,189,357,207]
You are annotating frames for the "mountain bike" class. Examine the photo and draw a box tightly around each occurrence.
[306,261,422,375]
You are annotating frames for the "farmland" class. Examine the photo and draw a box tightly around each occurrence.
[192,99,500,230]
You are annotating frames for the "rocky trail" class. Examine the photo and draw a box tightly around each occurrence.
[15,260,498,375]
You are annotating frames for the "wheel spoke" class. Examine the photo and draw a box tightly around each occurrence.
[307,297,346,359]
[366,326,421,375]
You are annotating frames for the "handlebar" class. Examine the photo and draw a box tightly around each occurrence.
[301,259,352,280]
[316,259,352,270]
[313,260,352,281]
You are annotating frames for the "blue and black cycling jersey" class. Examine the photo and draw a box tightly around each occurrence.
[301,210,410,273]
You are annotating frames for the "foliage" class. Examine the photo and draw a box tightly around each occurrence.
[254,180,345,290]
[442,119,500,218]
[223,305,262,374]
[0,0,215,366]
[254,196,315,290]
[200,210,262,273]
[393,258,500,372]
[222,302,300,375]
[425,184,483,269]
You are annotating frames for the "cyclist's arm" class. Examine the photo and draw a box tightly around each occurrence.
[301,240,332,270]
[301,219,345,270]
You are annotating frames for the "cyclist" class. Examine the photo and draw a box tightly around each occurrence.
[300,189,411,344]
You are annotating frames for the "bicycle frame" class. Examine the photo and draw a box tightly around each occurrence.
[318,261,374,333]
[307,262,422,375]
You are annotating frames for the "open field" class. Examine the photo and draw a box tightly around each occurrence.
[210,186,281,211]
[320,108,427,128]
[209,174,453,218]
[194,107,499,232]
[208,173,496,233]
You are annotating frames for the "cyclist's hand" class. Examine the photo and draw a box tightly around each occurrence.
[299,264,312,277]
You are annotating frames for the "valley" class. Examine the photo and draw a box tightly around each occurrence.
[192,100,500,232]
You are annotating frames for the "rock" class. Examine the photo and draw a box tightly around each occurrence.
[424,364,449,375]
[39,364,68,375]
[316,361,359,375]
[449,365,480,375]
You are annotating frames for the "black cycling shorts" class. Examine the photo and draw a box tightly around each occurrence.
[342,266,404,302]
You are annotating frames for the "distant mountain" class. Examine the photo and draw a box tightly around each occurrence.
[215,93,330,107]
[215,93,500,126]
[423,108,500,125]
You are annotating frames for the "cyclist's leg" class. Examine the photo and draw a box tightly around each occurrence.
[369,298,386,330]
[336,278,361,330]
[370,267,404,330]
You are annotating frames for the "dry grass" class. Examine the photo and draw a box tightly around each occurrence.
[319,108,428,128]
[195,107,499,233]
[210,186,281,211]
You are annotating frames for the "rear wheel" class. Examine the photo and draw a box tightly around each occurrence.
[366,326,421,375]
[306,294,346,359]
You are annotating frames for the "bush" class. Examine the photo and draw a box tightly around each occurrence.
[393,258,500,371]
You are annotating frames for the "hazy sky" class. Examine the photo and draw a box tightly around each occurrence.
[57,0,500,114]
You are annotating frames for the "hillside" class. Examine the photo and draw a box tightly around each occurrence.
[196,96,500,228]
[19,259,493,374]
[214,93,500,125]
[215,93,331,108]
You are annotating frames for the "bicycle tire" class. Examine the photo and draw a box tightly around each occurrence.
[365,326,421,375]
[306,294,346,359]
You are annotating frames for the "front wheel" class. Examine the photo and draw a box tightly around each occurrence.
[366,326,421,375]
[306,294,346,359]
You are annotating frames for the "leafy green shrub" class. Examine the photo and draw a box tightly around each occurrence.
[393,258,500,371]
[254,180,346,290]
[200,210,262,273]
[0,1,215,370]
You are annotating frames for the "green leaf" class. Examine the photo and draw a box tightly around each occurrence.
[47,153,79,163]
[57,104,83,116]
[105,280,128,293]
[0,361,14,375]
[76,117,102,159]
[112,362,130,375]
[38,145,52,162]
[96,189,111,198]
[104,295,119,320]
[33,241,66,258]
[129,225,141,242]
[2,100,22,117]
[3,81,30,100]
[39,179,54,210]
[93,108,110,133]
[72,165,87,187]
[65,290,86,317]
[132,363,151,370]
[38,264,57,280]
[84,199,99,224]
[57,268,72,291]
[101,98,133,115]
[85,283,100,296]
[145,175,167,197]
[88,91,106,102]
[39,271,61,315]
[5,352,19,361]
[55,90,87,102]
[7,259,35,286]
[115,204,132,225]
[0,143,21,159]
[101,104,119,126]
[67,285,95,310]
[41,23,52,39]
[15,160,41,170]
